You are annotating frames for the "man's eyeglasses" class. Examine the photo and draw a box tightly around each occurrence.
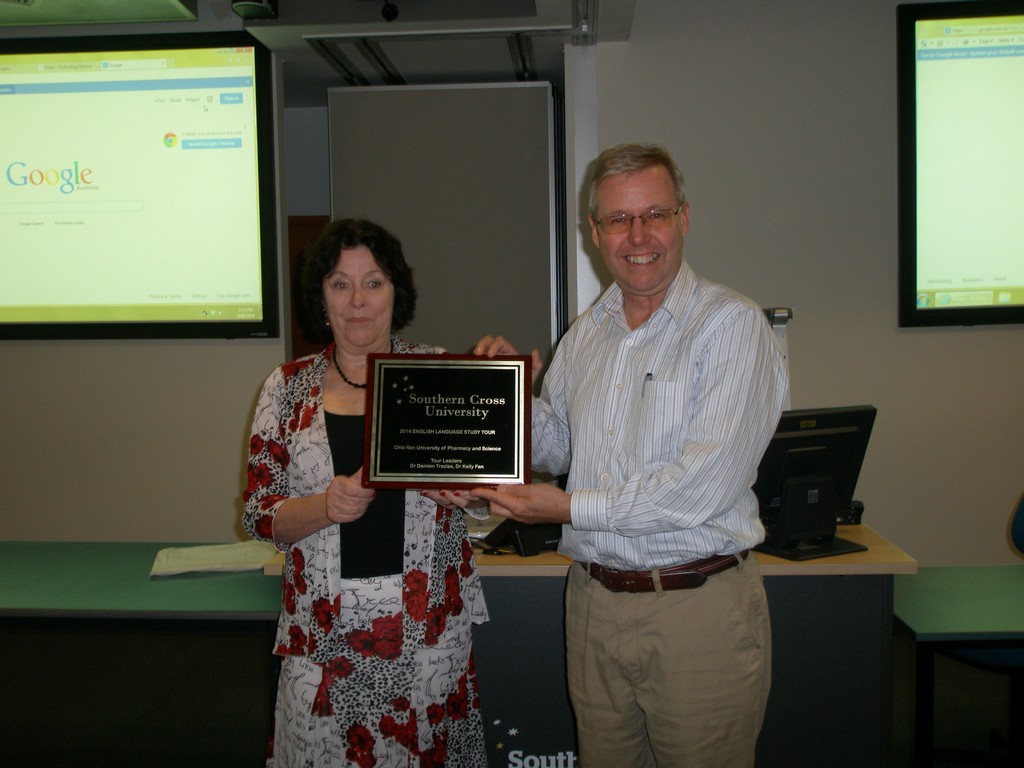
[594,205,683,235]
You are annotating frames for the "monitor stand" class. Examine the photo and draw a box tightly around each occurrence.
[755,535,867,562]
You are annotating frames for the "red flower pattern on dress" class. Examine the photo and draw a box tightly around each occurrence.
[298,403,317,430]
[346,613,403,660]
[312,594,340,635]
[379,708,418,752]
[253,513,274,542]
[291,548,307,595]
[403,569,429,622]
[287,401,304,433]
[345,723,378,768]
[459,538,474,578]
[420,732,449,768]
[426,702,445,725]
[282,578,297,614]
[311,655,354,717]
[424,604,447,647]
[281,357,315,379]
[258,494,282,511]
[446,672,470,721]
[391,696,411,712]
[276,624,307,655]
[267,439,289,469]
[246,463,272,496]
[444,565,464,616]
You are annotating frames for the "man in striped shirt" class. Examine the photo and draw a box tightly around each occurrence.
[472,143,789,768]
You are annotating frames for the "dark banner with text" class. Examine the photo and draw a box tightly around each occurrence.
[363,354,531,488]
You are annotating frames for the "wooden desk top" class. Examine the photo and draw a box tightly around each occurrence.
[261,524,916,578]
[895,564,1024,642]
[473,525,916,577]
[755,524,917,577]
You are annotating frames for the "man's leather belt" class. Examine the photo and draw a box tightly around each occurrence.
[582,551,748,593]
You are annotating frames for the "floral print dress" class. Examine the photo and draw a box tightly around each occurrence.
[243,338,489,767]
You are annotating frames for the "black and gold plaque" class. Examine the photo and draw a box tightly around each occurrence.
[362,353,531,488]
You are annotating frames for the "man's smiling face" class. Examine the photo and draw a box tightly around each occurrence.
[590,164,690,319]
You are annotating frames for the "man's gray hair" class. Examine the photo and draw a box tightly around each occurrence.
[588,143,686,217]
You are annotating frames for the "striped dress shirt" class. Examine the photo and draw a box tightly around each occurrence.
[534,260,789,570]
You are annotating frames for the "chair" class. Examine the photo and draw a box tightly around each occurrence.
[935,492,1024,766]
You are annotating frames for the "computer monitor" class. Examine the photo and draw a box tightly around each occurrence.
[753,405,877,561]
[483,519,562,557]
[897,1,1024,327]
[0,31,280,340]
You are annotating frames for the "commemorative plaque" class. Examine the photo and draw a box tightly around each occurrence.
[362,353,531,488]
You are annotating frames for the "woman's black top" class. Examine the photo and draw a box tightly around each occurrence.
[325,412,404,578]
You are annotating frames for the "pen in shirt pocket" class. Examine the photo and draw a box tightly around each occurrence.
[641,372,653,398]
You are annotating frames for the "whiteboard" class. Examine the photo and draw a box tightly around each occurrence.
[328,83,563,375]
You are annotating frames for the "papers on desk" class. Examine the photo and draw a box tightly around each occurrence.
[150,541,279,577]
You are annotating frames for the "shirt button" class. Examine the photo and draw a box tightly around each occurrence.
[615,382,623,390]
[601,473,610,483]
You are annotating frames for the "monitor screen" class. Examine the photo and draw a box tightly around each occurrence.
[0,31,279,339]
[897,1,1024,327]
[483,518,562,558]
[753,405,876,559]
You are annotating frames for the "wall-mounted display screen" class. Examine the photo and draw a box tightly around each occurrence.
[897,1,1024,327]
[0,31,279,339]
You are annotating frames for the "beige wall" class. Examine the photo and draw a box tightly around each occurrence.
[586,0,1023,566]
[2,0,1022,565]
[1,339,286,542]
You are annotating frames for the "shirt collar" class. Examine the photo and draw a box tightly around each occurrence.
[590,259,697,328]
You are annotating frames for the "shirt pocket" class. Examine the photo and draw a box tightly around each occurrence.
[634,378,690,466]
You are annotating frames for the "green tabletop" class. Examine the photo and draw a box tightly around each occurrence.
[0,541,282,620]
[894,564,1024,642]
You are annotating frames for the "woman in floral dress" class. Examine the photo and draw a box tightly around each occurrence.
[243,219,489,767]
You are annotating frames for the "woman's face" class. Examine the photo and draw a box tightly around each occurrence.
[322,245,395,355]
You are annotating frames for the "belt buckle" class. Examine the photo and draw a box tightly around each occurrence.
[681,569,708,588]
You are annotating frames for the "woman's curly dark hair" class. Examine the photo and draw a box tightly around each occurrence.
[297,218,417,345]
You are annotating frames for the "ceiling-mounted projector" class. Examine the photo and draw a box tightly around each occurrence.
[231,0,277,20]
